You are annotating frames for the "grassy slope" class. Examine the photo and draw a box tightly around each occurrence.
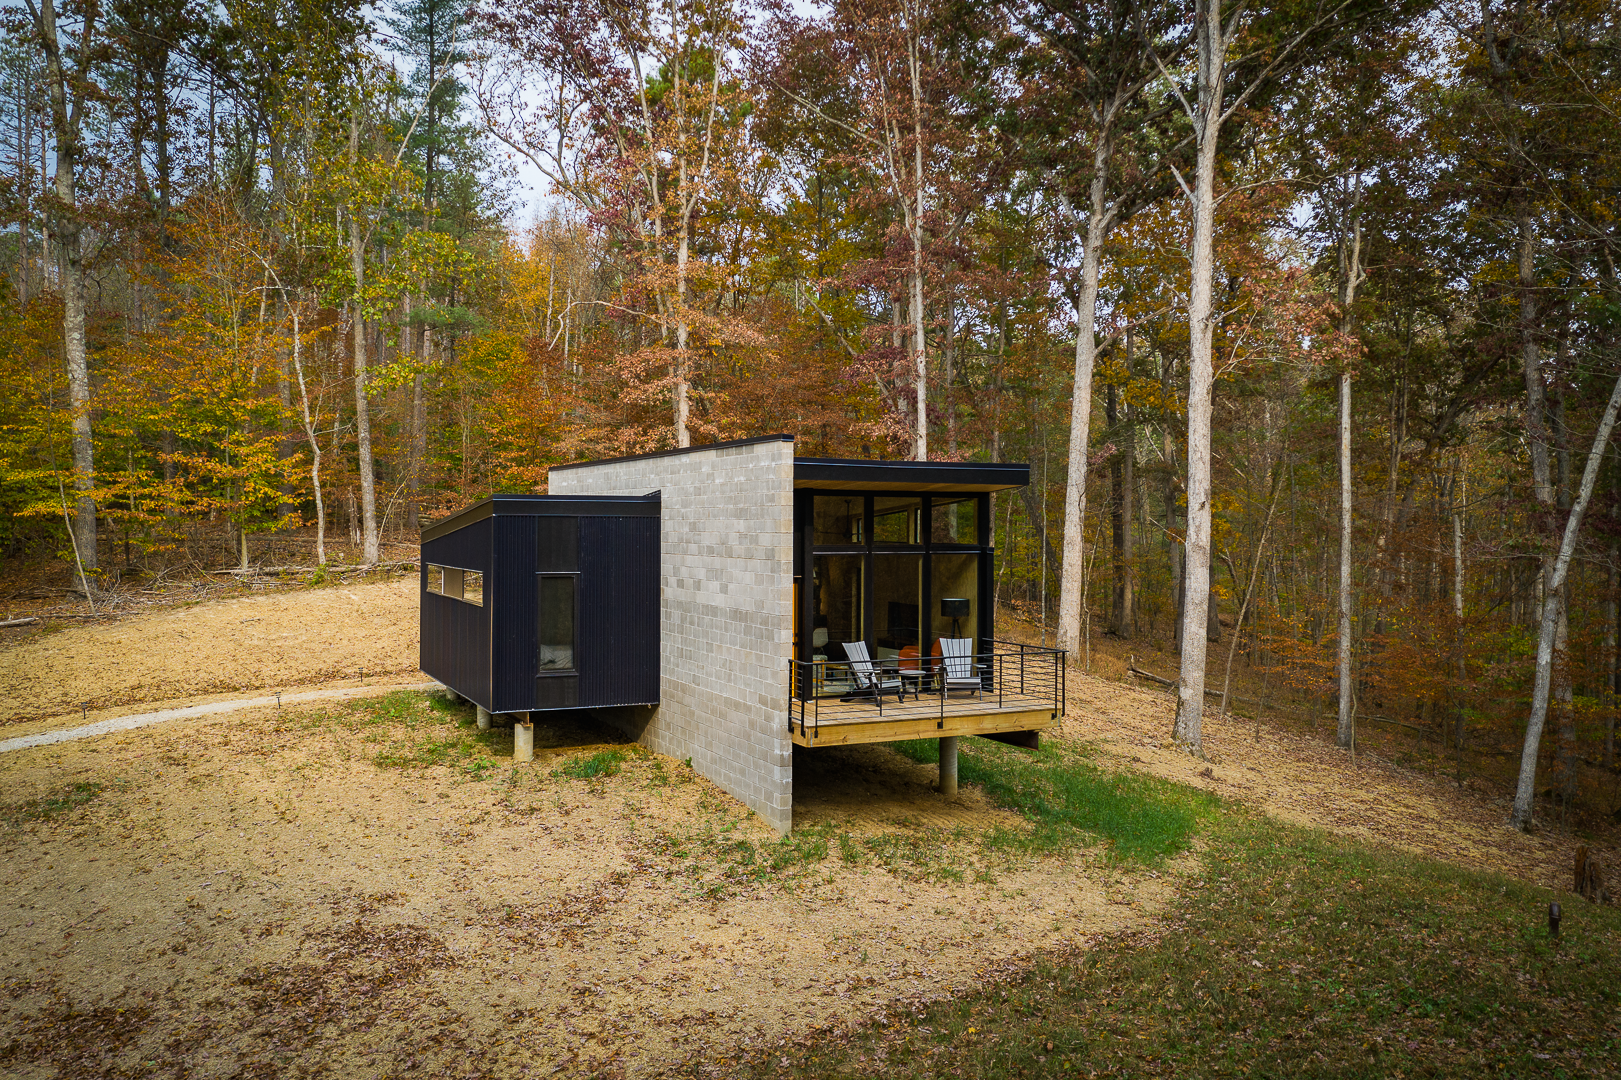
[752,742,1621,1080]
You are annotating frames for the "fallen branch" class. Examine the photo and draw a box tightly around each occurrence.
[209,560,418,576]
[1127,658,1176,688]
[0,616,40,628]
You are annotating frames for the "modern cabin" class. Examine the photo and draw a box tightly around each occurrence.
[419,494,661,714]
[422,435,1064,834]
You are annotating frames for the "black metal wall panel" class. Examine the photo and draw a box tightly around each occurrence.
[535,517,578,572]
[422,516,491,571]
[578,516,660,707]
[490,516,539,714]
[419,591,491,709]
[533,675,579,710]
[420,516,492,708]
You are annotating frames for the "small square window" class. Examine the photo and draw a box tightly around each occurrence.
[427,565,445,594]
[463,571,484,606]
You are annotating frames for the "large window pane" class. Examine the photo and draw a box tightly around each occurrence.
[812,554,864,660]
[930,497,976,544]
[814,496,864,546]
[537,576,576,672]
[872,552,922,660]
[872,496,922,547]
[932,552,979,653]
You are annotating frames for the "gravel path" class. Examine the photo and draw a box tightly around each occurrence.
[0,681,438,753]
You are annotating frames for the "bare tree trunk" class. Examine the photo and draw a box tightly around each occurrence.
[908,19,927,463]
[675,158,691,448]
[1056,155,1114,657]
[1109,385,1130,637]
[289,305,326,566]
[1336,201,1365,748]
[1172,0,1227,754]
[910,265,926,461]
[34,0,97,573]
[1511,368,1621,830]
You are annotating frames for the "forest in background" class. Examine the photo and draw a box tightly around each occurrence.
[2,0,1619,832]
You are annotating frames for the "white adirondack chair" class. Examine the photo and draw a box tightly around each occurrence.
[842,641,904,703]
[939,638,982,699]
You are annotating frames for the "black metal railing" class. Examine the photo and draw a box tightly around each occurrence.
[789,641,1065,740]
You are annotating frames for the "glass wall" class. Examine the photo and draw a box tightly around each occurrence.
[931,552,979,652]
[811,554,864,659]
[930,497,976,544]
[814,496,865,546]
[871,553,923,661]
[802,492,990,693]
[872,496,923,547]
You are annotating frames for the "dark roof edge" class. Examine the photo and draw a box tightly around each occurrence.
[548,433,795,473]
[793,456,1028,470]
[421,493,661,542]
[793,458,1031,492]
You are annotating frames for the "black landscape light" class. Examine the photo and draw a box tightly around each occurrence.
[941,598,970,638]
[1549,901,1561,939]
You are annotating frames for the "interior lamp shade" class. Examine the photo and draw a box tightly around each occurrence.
[941,598,971,619]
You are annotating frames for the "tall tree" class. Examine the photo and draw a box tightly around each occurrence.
[1158,0,1391,755]
[1000,0,1185,659]
[24,0,104,578]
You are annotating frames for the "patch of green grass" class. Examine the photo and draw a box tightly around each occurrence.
[755,813,1621,1079]
[328,690,502,777]
[661,820,838,893]
[891,737,1217,864]
[557,748,629,779]
[2,782,103,828]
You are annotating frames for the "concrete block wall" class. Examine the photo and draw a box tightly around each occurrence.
[548,437,795,833]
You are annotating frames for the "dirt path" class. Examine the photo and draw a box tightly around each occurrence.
[0,683,438,753]
[0,577,420,729]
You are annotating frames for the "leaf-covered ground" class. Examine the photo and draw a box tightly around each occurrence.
[0,691,1170,1078]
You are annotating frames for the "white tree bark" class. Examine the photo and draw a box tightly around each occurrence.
[289,304,326,566]
[33,0,97,572]
[1056,180,1110,656]
[1337,215,1364,749]
[1511,367,1621,830]
[1171,0,1228,755]
[348,110,379,566]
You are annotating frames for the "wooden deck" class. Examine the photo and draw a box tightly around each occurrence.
[787,688,1059,747]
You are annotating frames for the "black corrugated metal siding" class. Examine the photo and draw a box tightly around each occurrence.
[491,516,538,713]
[423,516,491,573]
[420,519,493,708]
[579,516,660,707]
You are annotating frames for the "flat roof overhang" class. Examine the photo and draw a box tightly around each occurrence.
[421,493,661,543]
[793,457,1029,493]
